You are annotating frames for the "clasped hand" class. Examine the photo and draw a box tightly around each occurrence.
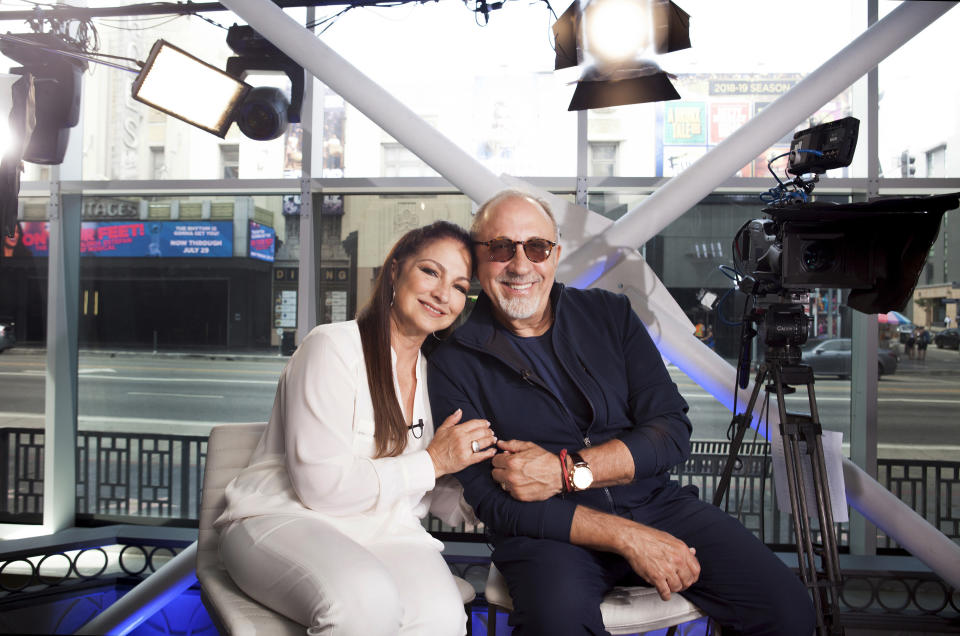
[619,523,700,601]
[491,440,563,501]
[426,409,497,478]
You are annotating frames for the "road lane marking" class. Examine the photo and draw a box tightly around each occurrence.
[680,393,960,405]
[0,371,277,385]
[0,411,231,427]
[127,391,224,399]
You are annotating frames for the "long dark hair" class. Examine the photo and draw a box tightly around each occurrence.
[357,220,472,458]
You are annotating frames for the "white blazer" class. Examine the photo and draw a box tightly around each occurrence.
[215,320,445,547]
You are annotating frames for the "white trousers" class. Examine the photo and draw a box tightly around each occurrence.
[220,515,467,636]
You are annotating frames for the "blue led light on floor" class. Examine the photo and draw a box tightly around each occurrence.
[0,583,710,635]
[0,585,215,635]
[468,607,713,636]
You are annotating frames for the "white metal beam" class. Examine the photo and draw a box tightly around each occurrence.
[43,178,79,532]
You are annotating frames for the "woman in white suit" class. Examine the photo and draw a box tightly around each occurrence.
[216,221,495,635]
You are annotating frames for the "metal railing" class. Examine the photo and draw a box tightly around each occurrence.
[2,428,958,551]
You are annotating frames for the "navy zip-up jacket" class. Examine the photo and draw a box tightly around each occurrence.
[427,283,693,543]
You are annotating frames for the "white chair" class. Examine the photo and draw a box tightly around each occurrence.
[197,422,476,635]
[484,563,714,636]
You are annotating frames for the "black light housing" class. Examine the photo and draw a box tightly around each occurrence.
[552,1,583,70]
[0,33,86,164]
[652,0,691,54]
[225,25,304,141]
[568,59,680,110]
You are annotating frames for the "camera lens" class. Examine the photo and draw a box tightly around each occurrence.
[801,241,835,272]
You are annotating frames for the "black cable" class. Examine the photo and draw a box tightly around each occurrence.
[0,33,141,71]
[539,0,557,20]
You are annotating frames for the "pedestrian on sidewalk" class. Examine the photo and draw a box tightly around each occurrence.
[917,325,931,361]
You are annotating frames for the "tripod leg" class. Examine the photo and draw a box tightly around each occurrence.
[805,384,845,634]
[782,428,827,633]
[771,365,830,636]
[713,365,768,508]
[805,433,845,633]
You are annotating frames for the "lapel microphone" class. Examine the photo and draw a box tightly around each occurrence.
[408,419,424,439]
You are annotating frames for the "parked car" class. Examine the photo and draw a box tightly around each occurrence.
[0,320,15,353]
[934,328,960,350]
[800,338,898,379]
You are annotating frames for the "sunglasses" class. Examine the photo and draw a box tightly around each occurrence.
[474,237,558,263]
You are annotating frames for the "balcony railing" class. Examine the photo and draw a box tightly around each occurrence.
[2,428,959,552]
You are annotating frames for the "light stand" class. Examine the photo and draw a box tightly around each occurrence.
[714,305,844,636]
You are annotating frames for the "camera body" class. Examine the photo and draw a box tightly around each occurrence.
[736,195,958,316]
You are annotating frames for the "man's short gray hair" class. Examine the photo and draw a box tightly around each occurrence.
[471,190,559,241]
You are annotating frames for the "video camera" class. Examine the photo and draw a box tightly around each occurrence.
[734,118,960,316]
[735,193,959,315]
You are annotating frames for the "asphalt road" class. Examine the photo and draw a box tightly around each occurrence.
[0,350,286,436]
[1,346,958,458]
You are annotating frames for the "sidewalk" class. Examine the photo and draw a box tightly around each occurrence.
[892,345,960,376]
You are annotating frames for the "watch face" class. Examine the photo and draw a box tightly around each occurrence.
[572,465,594,490]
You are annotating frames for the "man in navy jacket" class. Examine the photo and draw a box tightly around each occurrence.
[427,190,815,636]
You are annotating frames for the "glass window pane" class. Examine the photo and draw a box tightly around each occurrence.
[62,11,300,180]
[0,198,48,524]
[588,0,867,178]
[318,3,577,178]
[74,194,287,521]
[879,4,960,178]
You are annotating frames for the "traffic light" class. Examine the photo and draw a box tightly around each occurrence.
[899,150,917,177]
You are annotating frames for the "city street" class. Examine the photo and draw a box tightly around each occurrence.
[1,345,958,458]
[0,349,286,437]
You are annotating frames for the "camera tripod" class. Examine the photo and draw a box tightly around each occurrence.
[713,346,844,636]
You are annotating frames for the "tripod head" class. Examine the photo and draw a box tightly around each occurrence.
[736,290,811,389]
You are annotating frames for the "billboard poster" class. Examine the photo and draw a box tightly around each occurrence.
[663,102,707,145]
[662,146,708,177]
[249,221,276,262]
[17,221,233,258]
[709,103,749,144]
[19,222,49,257]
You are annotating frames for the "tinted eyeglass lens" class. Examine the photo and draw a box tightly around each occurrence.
[524,239,553,262]
[487,239,517,262]
[485,238,554,263]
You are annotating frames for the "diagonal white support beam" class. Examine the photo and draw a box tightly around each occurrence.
[559,0,958,288]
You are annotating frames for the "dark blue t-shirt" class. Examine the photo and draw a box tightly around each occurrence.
[502,326,594,433]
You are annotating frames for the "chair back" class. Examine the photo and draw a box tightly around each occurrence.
[197,423,266,576]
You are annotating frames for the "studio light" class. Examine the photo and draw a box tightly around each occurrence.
[225,25,304,141]
[552,0,691,110]
[568,59,679,110]
[584,0,650,67]
[0,32,86,164]
[132,31,302,141]
[132,40,251,138]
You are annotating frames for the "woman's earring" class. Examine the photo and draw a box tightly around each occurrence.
[390,287,395,306]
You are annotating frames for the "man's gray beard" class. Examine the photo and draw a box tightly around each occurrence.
[495,292,539,320]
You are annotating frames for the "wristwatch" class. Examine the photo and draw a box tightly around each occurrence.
[568,451,594,491]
